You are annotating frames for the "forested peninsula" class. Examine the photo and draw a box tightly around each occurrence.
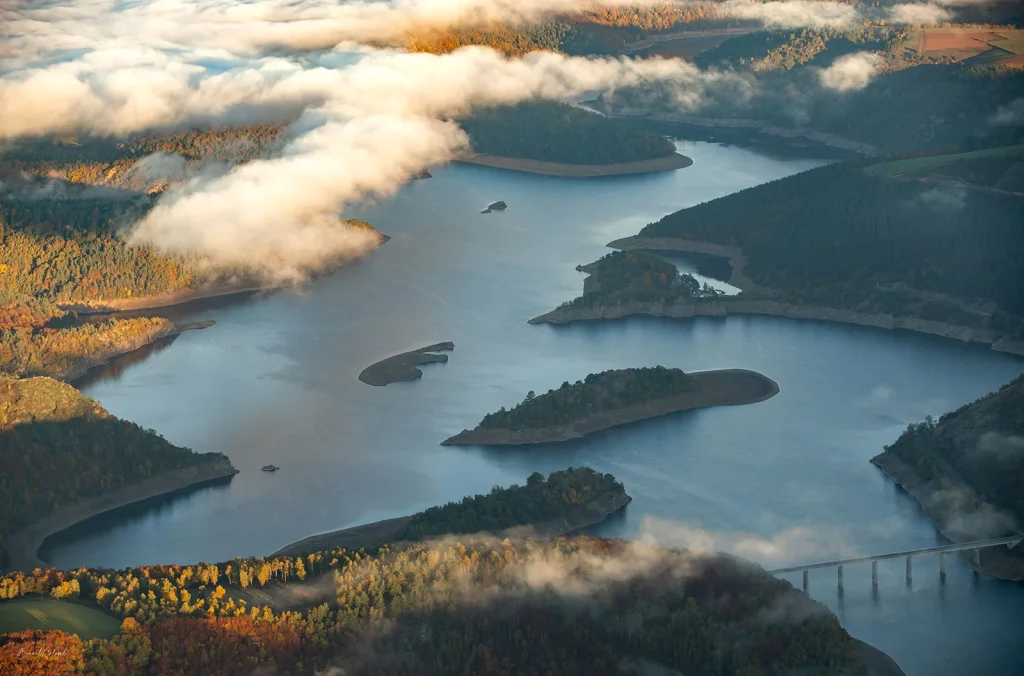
[871,375,1024,581]
[532,154,1024,356]
[0,377,237,571]
[275,466,629,557]
[0,466,902,675]
[443,366,778,445]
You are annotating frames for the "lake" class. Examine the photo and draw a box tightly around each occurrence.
[50,141,1023,675]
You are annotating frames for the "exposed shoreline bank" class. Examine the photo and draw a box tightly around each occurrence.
[442,369,779,446]
[4,458,240,573]
[869,453,1024,581]
[60,320,215,383]
[273,492,633,558]
[454,152,693,177]
[62,235,392,316]
[536,236,1024,358]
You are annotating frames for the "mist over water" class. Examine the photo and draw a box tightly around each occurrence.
[47,142,1023,675]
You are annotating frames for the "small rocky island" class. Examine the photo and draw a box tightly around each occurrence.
[481,200,507,214]
[442,366,779,445]
[261,464,280,472]
[358,342,454,386]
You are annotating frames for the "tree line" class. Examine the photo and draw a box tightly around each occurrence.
[479,367,694,430]
[395,467,626,539]
[459,101,676,165]
[0,534,859,675]
[640,161,1024,331]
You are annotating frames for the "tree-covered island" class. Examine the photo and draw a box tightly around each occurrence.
[443,366,778,445]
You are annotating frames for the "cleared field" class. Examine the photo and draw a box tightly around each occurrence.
[873,145,1024,177]
[0,598,121,639]
[917,27,1024,66]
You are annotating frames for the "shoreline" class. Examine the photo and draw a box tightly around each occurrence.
[60,320,215,383]
[273,492,632,558]
[4,458,240,573]
[552,236,1024,358]
[441,369,779,446]
[62,235,392,316]
[454,152,693,177]
[869,453,1024,581]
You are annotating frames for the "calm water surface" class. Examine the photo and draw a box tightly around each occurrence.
[50,142,1023,675]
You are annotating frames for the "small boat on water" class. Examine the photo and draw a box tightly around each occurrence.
[261,465,280,472]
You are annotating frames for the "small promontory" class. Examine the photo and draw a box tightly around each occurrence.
[358,342,454,386]
[442,366,778,446]
[871,374,1024,580]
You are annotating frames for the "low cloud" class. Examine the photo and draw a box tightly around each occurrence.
[989,98,1024,127]
[917,185,967,211]
[975,432,1024,463]
[637,515,858,566]
[817,52,882,93]
[885,3,953,25]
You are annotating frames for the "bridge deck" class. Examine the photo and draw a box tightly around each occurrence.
[770,535,1022,573]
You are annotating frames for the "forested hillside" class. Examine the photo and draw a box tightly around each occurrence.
[0,377,227,565]
[639,160,1024,330]
[460,101,676,164]
[479,367,694,430]
[405,4,732,56]
[877,375,1024,534]
[0,534,872,675]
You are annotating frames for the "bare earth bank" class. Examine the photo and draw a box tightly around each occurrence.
[273,492,633,558]
[530,236,1024,358]
[442,369,779,446]
[869,452,1024,581]
[4,458,240,573]
[454,152,693,177]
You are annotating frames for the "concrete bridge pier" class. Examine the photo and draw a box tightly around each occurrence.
[802,570,808,592]
[871,560,878,587]
[906,556,913,584]
[939,552,947,581]
[837,565,844,590]
[973,548,981,568]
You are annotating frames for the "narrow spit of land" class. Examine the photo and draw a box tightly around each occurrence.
[358,342,454,386]
[455,152,692,177]
[442,368,779,446]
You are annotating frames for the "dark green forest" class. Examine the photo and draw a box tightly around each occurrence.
[479,367,694,430]
[640,161,1024,329]
[459,101,677,164]
[0,377,225,563]
[880,375,1024,529]
[562,250,724,310]
[395,467,625,539]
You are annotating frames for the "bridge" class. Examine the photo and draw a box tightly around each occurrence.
[770,535,1023,590]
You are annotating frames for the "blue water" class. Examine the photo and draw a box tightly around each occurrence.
[49,141,1023,675]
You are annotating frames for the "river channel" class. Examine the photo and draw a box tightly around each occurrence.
[47,141,1023,675]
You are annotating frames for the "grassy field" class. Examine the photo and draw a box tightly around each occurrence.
[872,145,1024,177]
[0,598,121,639]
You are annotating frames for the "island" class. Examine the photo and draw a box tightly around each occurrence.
[454,101,692,177]
[358,341,454,386]
[442,366,778,446]
[531,153,1024,357]
[0,376,238,572]
[871,375,1024,581]
[273,466,630,557]
[481,200,506,213]
[261,465,280,473]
